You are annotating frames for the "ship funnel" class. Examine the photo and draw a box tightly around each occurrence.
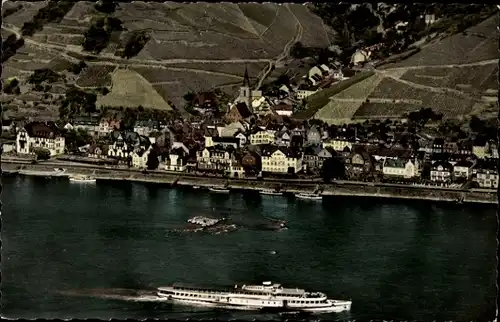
[263,281,272,286]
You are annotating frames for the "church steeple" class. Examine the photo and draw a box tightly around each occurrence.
[243,66,250,87]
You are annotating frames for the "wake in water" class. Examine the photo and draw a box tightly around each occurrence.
[57,288,263,312]
[58,288,166,303]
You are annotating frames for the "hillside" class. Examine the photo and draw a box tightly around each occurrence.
[1,1,333,115]
[311,15,498,125]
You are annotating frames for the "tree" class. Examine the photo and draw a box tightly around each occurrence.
[146,148,160,170]
[121,31,150,59]
[33,147,51,160]
[321,157,345,182]
[469,115,485,133]
[183,92,196,102]
[94,0,116,14]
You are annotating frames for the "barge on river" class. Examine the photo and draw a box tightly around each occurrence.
[157,281,351,313]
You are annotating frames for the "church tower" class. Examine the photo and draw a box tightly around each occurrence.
[239,66,252,112]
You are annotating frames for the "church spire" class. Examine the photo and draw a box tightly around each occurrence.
[243,65,250,87]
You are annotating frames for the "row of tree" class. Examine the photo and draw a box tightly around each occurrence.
[1,34,25,63]
[21,0,76,36]
[82,17,124,53]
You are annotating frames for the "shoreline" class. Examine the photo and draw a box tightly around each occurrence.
[1,159,497,205]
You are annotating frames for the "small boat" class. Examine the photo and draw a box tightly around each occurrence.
[69,171,96,183]
[259,189,283,196]
[209,186,230,193]
[296,193,322,201]
[192,185,201,190]
[69,175,97,183]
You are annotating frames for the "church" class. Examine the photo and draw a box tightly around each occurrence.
[232,67,263,113]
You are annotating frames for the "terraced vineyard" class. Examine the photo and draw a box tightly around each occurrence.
[96,68,173,110]
[131,67,241,108]
[314,100,364,124]
[1,1,49,27]
[380,15,498,68]
[76,66,116,88]
[352,102,423,119]
[400,63,498,93]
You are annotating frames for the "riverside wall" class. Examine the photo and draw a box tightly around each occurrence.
[1,161,497,205]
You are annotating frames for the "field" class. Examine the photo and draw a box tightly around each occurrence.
[1,1,49,28]
[111,2,328,60]
[399,63,498,94]
[286,4,332,47]
[96,68,173,111]
[314,100,364,125]
[367,78,476,118]
[76,66,116,88]
[352,102,424,119]
[380,15,498,68]
[132,67,242,108]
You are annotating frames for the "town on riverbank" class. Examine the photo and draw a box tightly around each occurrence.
[1,78,498,205]
[1,5,498,206]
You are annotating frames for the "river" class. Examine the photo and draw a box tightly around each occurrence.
[1,176,497,321]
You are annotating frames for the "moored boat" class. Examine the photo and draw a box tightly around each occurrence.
[295,193,322,201]
[208,186,230,193]
[259,189,283,196]
[156,281,351,313]
[69,172,96,183]
[69,176,96,183]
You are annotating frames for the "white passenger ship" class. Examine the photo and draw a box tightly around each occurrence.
[157,281,351,313]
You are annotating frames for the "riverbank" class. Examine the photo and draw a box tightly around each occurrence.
[1,160,497,205]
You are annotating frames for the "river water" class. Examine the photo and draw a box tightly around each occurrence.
[1,176,497,321]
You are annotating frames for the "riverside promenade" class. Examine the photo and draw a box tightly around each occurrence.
[1,158,497,205]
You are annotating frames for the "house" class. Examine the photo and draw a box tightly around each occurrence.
[296,89,319,100]
[211,136,240,149]
[306,126,322,146]
[107,131,150,163]
[164,146,189,172]
[344,148,373,180]
[16,122,65,156]
[71,115,100,135]
[303,146,334,173]
[453,160,474,181]
[219,121,248,137]
[226,102,253,123]
[424,14,436,25]
[350,49,371,66]
[0,140,15,153]
[432,138,444,154]
[260,145,303,175]
[2,119,15,133]
[192,92,218,111]
[430,161,453,183]
[273,103,294,117]
[87,143,109,159]
[98,118,121,136]
[382,158,419,179]
[443,142,459,154]
[473,160,498,189]
[134,119,160,137]
[234,132,247,147]
[323,138,353,151]
[240,150,262,175]
[196,146,235,173]
[249,128,276,145]
[147,130,167,146]
[275,131,291,147]
[131,146,152,169]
